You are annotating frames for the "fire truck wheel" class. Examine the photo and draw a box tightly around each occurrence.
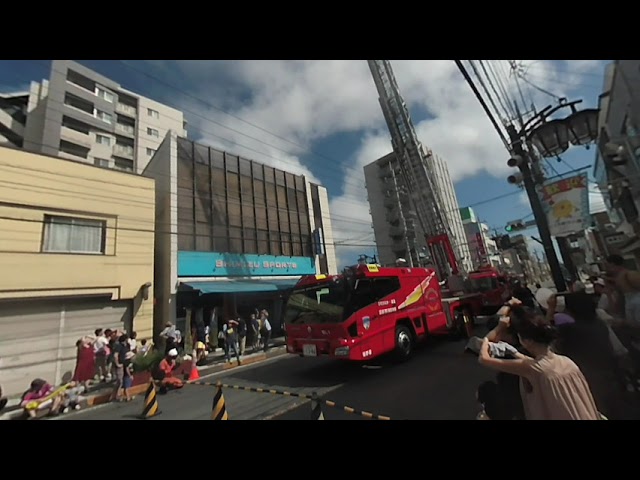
[394,324,414,361]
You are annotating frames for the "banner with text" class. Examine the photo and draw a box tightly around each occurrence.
[538,173,590,237]
[178,251,317,277]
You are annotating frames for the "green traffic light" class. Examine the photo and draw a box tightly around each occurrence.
[505,225,513,232]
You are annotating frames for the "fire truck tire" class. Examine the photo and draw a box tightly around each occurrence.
[394,324,414,361]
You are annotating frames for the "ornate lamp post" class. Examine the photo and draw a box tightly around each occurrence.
[507,100,599,292]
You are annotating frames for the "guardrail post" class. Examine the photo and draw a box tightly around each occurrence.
[310,392,324,420]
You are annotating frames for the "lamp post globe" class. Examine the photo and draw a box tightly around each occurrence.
[528,118,570,158]
[566,108,599,146]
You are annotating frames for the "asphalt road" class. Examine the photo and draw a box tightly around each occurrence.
[57,334,495,421]
[57,318,640,420]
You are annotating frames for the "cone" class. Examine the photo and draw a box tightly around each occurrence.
[211,381,228,420]
[310,392,324,420]
[139,380,161,419]
[188,362,200,381]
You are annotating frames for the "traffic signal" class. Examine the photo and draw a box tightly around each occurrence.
[505,220,526,232]
[507,155,524,185]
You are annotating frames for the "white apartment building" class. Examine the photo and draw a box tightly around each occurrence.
[0,60,186,174]
[459,206,499,269]
[364,147,473,272]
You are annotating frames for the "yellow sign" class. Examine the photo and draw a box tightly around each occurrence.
[366,264,379,273]
[315,274,327,280]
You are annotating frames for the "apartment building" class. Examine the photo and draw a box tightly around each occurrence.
[0,60,186,174]
[143,132,337,334]
[594,60,640,265]
[459,206,499,269]
[364,148,473,272]
[0,146,155,397]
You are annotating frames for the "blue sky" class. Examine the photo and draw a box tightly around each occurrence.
[0,60,610,266]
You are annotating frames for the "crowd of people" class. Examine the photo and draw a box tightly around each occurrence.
[472,254,640,420]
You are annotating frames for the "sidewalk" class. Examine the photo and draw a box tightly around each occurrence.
[0,336,287,421]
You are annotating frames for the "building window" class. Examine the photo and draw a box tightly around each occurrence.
[146,147,155,156]
[96,110,113,124]
[42,215,106,254]
[94,158,109,168]
[96,134,111,146]
[114,157,134,171]
[96,87,114,103]
[147,108,159,119]
[147,127,159,137]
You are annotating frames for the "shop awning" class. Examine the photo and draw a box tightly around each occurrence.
[180,278,300,294]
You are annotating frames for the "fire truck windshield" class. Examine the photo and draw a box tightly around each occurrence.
[284,282,347,325]
[469,276,499,292]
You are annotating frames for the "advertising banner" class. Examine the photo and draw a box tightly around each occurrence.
[178,251,317,277]
[538,173,590,237]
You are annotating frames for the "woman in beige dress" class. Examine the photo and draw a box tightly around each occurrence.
[478,308,601,420]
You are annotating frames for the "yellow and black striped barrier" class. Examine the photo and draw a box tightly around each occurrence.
[211,381,228,421]
[191,381,391,420]
[139,379,161,419]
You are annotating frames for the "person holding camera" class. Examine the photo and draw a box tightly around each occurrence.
[478,306,601,420]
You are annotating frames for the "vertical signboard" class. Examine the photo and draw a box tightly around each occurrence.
[538,173,590,237]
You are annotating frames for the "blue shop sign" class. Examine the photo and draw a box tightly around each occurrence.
[178,251,316,277]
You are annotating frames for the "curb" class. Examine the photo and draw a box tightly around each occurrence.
[86,347,288,406]
[1,345,288,420]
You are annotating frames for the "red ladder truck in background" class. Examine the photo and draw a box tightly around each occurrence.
[283,60,487,363]
[284,263,479,362]
[468,265,511,316]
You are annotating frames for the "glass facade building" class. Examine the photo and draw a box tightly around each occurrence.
[176,137,313,258]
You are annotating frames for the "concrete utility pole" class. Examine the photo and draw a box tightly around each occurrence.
[506,125,567,292]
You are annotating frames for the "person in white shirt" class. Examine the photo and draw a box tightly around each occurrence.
[260,310,272,352]
[93,329,110,382]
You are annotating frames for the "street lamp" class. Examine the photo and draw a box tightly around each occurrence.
[528,101,599,158]
[505,100,599,292]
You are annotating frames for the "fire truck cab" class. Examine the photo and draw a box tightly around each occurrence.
[284,263,479,362]
[467,266,509,316]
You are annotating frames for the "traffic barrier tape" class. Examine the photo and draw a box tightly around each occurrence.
[190,381,391,420]
[192,381,313,399]
[322,399,391,420]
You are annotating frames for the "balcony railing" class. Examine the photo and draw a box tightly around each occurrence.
[113,144,134,158]
[116,123,135,136]
[116,103,137,116]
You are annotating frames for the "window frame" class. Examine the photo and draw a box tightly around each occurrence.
[41,214,107,255]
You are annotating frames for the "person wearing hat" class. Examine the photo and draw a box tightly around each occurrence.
[158,349,184,393]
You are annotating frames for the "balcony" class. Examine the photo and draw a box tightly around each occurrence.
[116,102,137,117]
[116,122,135,137]
[113,144,134,159]
[60,125,92,148]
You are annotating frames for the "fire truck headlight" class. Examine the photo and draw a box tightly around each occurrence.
[362,316,371,330]
[335,347,350,356]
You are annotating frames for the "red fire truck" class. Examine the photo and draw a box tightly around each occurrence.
[284,263,479,362]
[467,266,510,316]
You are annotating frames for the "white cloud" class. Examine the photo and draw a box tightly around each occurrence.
[153,60,606,267]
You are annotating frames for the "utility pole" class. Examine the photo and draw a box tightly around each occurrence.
[506,124,567,292]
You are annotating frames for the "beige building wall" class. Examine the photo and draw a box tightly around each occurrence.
[0,146,155,396]
[142,131,179,336]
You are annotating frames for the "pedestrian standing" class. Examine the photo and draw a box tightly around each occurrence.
[224,319,241,365]
[260,309,272,352]
[237,316,247,356]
